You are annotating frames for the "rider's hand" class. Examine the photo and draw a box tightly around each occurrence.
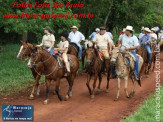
[125,47,130,51]
[36,45,41,47]
[47,48,51,52]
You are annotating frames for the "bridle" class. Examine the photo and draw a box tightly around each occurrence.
[20,43,32,61]
[86,49,97,66]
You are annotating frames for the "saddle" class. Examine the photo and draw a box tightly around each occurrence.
[53,54,74,69]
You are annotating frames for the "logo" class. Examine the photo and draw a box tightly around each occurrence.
[2,105,33,121]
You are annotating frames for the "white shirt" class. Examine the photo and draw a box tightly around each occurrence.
[138,33,145,40]
[68,31,85,43]
[120,34,139,51]
[93,33,112,49]
[119,34,124,41]
[42,34,55,47]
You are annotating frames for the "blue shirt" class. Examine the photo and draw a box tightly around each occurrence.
[89,32,97,41]
[140,34,151,45]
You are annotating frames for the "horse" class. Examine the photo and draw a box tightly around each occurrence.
[137,45,149,78]
[111,47,143,101]
[67,43,79,57]
[85,44,103,98]
[29,47,79,104]
[17,41,44,99]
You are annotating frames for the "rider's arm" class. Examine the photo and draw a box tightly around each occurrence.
[79,32,85,43]
[54,47,67,52]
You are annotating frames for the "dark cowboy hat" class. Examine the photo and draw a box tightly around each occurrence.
[43,26,53,33]
[60,32,68,39]
[99,26,106,30]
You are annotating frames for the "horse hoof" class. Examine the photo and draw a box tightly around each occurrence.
[59,96,63,101]
[43,99,49,105]
[96,89,101,93]
[91,95,95,99]
[146,75,149,78]
[114,98,119,101]
[105,89,109,93]
[29,94,34,100]
[129,92,135,97]
[126,96,130,99]
[69,91,72,97]
[65,95,69,101]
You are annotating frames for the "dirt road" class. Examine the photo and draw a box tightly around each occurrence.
[0,53,162,122]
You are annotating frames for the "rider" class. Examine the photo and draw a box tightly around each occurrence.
[37,26,55,55]
[140,27,152,65]
[54,32,70,73]
[138,27,145,42]
[150,28,158,45]
[89,28,100,41]
[68,26,85,60]
[119,26,140,81]
[93,26,113,71]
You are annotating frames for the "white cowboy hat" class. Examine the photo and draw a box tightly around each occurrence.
[122,28,126,32]
[144,27,151,33]
[95,28,100,32]
[71,26,78,30]
[141,26,145,30]
[125,26,134,31]
[151,28,155,32]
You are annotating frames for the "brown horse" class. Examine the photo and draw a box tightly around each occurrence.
[67,43,79,57]
[29,47,79,104]
[85,44,103,98]
[137,46,149,78]
[17,41,44,99]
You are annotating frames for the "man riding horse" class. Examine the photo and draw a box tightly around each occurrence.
[139,27,152,65]
[93,26,113,74]
[68,26,85,60]
[119,26,140,81]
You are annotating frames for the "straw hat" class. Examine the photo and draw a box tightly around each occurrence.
[141,26,145,30]
[71,26,78,30]
[151,28,155,32]
[95,28,100,32]
[123,28,126,32]
[144,27,151,33]
[125,26,134,31]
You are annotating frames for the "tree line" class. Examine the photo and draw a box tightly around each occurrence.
[0,0,163,44]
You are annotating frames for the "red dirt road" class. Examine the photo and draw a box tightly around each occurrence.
[0,53,163,122]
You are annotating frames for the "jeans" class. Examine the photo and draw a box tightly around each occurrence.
[145,45,152,63]
[73,42,82,59]
[131,51,139,78]
[45,47,55,55]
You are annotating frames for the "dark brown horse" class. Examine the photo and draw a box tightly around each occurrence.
[17,41,44,99]
[85,44,106,98]
[29,47,79,104]
[137,46,149,78]
[67,43,79,57]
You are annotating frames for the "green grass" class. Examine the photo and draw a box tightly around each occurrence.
[0,44,45,96]
[122,87,163,122]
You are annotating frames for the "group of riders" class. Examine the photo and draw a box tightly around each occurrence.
[30,25,161,81]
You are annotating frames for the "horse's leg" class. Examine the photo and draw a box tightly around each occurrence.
[65,73,75,100]
[114,78,121,101]
[82,50,86,70]
[97,73,102,93]
[44,79,51,104]
[129,78,136,97]
[91,74,98,99]
[86,74,92,96]
[29,70,37,99]
[55,78,62,101]
[106,64,111,93]
[124,76,129,98]
[152,55,156,72]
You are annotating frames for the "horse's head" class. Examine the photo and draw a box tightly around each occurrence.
[17,40,34,61]
[29,47,42,68]
[85,43,98,65]
[111,47,120,64]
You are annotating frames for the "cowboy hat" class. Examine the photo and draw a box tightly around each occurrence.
[95,28,100,32]
[141,26,145,30]
[71,26,78,30]
[151,28,155,32]
[125,26,134,31]
[43,26,53,33]
[144,27,151,33]
[99,26,106,30]
[122,28,126,32]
